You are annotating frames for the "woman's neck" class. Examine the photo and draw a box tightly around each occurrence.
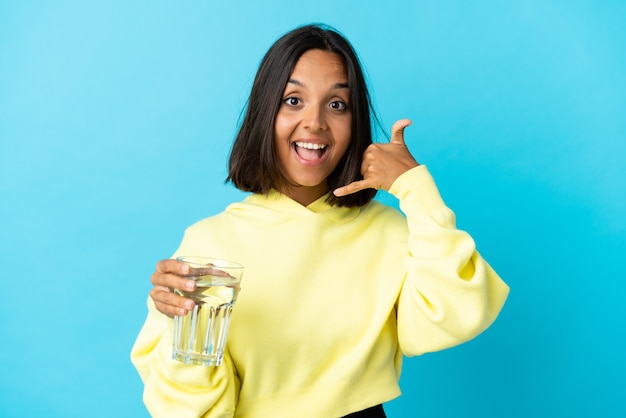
[279,183,329,206]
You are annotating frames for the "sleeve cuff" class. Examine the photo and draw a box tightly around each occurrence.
[388,165,456,228]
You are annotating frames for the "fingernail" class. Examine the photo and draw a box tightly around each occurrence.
[181,264,190,274]
[185,300,194,310]
[178,308,187,316]
[185,280,195,290]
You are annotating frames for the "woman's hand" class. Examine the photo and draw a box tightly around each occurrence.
[149,259,197,317]
[333,119,418,197]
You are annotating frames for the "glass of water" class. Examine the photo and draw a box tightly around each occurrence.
[172,256,244,366]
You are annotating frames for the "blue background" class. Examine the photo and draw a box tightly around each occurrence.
[1,1,624,417]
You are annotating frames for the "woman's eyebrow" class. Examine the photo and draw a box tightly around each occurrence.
[287,79,349,90]
[287,78,304,86]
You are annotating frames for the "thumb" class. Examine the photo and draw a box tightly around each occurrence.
[390,119,412,145]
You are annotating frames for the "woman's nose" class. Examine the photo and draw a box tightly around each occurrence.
[303,104,327,131]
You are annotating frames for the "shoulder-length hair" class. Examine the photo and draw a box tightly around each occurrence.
[227,23,378,207]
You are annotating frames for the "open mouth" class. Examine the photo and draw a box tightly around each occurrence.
[294,142,328,161]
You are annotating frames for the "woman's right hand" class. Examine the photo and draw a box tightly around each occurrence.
[149,259,197,317]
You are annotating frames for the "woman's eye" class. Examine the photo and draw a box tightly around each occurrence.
[330,101,347,111]
[283,97,301,106]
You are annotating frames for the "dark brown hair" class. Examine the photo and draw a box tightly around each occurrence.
[227,23,377,207]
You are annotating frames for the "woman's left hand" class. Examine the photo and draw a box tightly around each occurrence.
[333,119,419,197]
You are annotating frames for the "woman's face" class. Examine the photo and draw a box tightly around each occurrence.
[273,49,352,206]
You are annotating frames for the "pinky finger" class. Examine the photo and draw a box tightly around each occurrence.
[154,300,186,318]
[333,180,370,197]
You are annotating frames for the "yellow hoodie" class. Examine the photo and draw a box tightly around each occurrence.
[131,165,509,418]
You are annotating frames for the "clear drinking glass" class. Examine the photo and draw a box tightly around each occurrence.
[172,256,244,366]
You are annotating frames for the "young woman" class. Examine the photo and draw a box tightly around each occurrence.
[131,24,509,418]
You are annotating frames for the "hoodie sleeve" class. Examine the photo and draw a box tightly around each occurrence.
[388,165,509,356]
[130,297,239,418]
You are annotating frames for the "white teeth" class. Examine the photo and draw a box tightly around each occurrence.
[295,142,326,150]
